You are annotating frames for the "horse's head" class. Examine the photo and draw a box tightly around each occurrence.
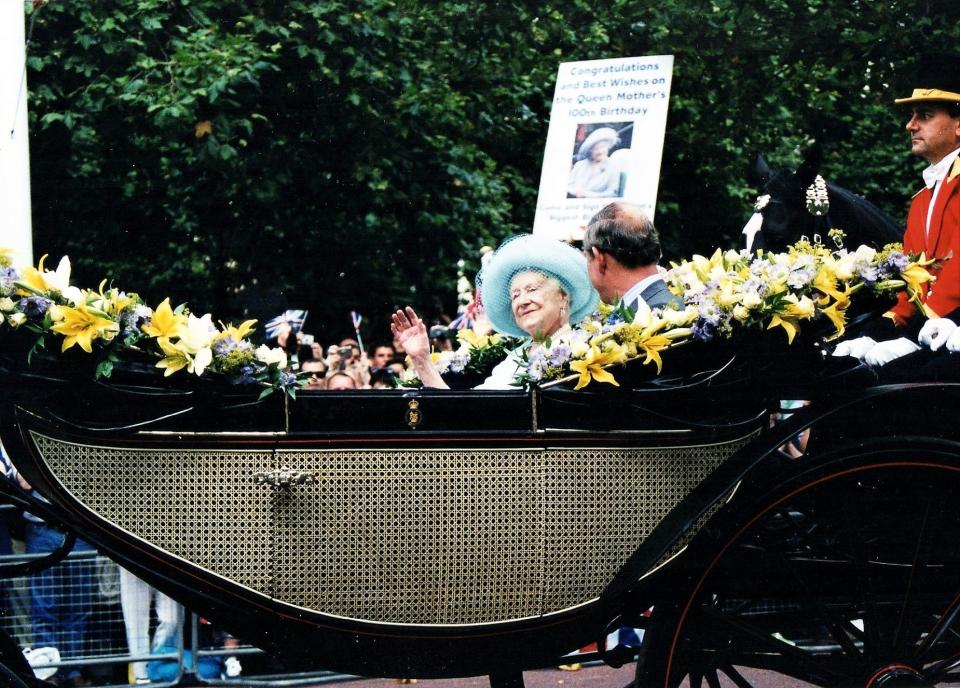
[742,145,829,253]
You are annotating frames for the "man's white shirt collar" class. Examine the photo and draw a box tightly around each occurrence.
[621,273,662,307]
[922,147,960,189]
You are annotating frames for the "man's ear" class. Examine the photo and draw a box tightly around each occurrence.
[591,247,608,272]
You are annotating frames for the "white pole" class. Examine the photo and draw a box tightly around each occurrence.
[0,0,34,268]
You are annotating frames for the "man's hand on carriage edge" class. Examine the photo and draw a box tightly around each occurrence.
[863,337,921,367]
[831,336,877,360]
[918,318,959,351]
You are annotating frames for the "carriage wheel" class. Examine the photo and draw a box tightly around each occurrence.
[639,442,960,688]
[0,662,35,688]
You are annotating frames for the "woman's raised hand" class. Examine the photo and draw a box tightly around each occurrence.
[390,307,430,360]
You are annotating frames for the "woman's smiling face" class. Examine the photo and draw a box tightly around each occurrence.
[509,271,569,339]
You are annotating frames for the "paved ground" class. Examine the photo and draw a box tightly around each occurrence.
[320,663,636,688]
[290,663,960,688]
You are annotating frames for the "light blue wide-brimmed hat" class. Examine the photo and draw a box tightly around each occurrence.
[478,234,599,338]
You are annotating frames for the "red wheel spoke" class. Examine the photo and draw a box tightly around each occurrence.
[917,595,960,666]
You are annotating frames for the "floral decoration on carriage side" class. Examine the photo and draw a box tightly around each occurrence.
[0,248,299,398]
[0,237,938,394]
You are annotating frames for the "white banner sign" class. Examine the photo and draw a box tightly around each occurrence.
[533,55,673,240]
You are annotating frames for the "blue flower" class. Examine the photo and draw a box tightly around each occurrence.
[229,364,259,386]
[787,268,813,289]
[547,344,572,367]
[605,311,624,326]
[278,371,299,388]
[883,252,909,274]
[213,336,240,357]
[120,304,152,338]
[18,296,52,320]
[858,265,879,283]
[692,320,716,342]
[697,302,722,326]
[449,352,469,373]
[0,267,18,291]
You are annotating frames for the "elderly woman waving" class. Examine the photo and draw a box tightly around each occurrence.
[392,235,599,389]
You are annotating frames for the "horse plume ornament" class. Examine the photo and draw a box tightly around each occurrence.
[804,174,830,216]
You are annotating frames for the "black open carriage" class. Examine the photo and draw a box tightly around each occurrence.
[1,328,958,688]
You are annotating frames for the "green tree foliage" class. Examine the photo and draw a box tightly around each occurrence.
[23,1,960,340]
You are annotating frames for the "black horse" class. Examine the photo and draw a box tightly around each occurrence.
[742,145,903,252]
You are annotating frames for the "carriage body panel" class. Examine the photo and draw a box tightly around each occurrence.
[3,346,959,682]
[0,350,768,677]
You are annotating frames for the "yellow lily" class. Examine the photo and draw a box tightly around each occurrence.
[50,302,119,353]
[900,256,936,299]
[0,246,13,268]
[819,301,849,340]
[142,298,187,339]
[569,345,625,390]
[155,338,191,376]
[456,329,500,350]
[812,264,845,302]
[638,334,672,374]
[17,254,82,303]
[219,319,258,342]
[155,336,213,376]
[768,314,800,344]
[767,295,815,344]
[16,254,53,294]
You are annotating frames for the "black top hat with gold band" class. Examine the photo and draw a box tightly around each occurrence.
[894,53,960,105]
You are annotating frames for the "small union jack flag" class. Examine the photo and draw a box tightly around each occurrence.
[264,310,308,340]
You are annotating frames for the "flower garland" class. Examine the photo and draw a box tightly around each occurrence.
[0,249,299,398]
[434,234,936,390]
[1,237,937,395]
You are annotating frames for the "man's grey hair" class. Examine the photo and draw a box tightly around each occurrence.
[582,202,662,269]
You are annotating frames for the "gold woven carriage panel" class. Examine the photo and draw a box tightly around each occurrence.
[28,431,749,627]
[540,438,751,612]
[29,432,275,596]
[273,448,546,625]
[273,437,749,625]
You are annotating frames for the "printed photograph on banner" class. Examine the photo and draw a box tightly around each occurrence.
[566,122,633,200]
[533,55,673,241]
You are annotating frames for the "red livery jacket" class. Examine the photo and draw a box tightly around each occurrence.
[888,156,960,326]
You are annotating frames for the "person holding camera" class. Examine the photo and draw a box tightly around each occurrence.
[323,343,370,388]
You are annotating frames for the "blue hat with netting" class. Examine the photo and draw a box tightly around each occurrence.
[478,234,599,338]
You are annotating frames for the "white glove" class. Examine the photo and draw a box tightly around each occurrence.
[864,337,921,367]
[918,318,959,351]
[832,336,877,359]
[946,327,960,353]
[224,656,242,678]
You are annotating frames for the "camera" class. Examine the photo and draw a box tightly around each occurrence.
[301,334,315,346]
[337,346,354,358]
[428,325,450,339]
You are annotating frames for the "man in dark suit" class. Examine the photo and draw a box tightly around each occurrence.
[582,202,683,311]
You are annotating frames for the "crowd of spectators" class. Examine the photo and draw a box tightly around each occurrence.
[272,321,415,390]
